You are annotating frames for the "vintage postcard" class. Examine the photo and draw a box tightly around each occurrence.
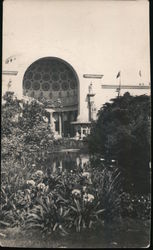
[1,0,151,248]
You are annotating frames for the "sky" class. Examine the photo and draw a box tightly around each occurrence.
[2,0,150,118]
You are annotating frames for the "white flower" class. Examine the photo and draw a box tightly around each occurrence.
[26,180,35,186]
[83,193,94,203]
[45,185,49,192]
[35,170,44,176]
[83,186,87,192]
[82,172,90,179]
[72,189,81,196]
[88,194,95,202]
[37,183,46,191]
[82,172,92,184]
[25,189,31,194]
[111,159,116,163]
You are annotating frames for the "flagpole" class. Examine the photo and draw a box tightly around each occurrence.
[139,70,142,85]
[118,71,121,97]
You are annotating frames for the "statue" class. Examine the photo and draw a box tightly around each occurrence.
[75,131,80,140]
[88,82,93,94]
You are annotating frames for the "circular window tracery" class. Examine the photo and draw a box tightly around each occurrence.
[32,82,40,90]
[23,57,78,107]
[52,73,59,81]
[61,73,67,80]
[34,73,41,80]
[42,74,50,81]
[42,82,50,91]
[62,82,69,91]
[52,82,60,91]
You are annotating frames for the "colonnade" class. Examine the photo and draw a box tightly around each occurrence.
[46,109,77,137]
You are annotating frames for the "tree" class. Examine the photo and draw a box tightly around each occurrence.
[88,92,151,193]
[1,92,54,168]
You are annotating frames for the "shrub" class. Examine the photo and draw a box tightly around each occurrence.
[120,192,151,220]
[1,162,123,235]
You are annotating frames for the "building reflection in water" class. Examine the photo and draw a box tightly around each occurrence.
[48,151,89,174]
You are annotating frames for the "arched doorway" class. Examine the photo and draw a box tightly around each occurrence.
[23,57,79,137]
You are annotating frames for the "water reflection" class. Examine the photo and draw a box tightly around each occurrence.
[46,150,90,174]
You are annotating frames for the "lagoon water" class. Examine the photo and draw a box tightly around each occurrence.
[46,149,90,174]
[44,148,151,195]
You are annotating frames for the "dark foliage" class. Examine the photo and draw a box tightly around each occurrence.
[87,92,151,193]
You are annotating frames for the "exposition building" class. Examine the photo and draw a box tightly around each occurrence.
[2,1,150,138]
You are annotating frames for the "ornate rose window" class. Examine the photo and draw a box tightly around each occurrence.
[23,57,79,109]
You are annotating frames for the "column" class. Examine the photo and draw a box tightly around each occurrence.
[49,111,55,133]
[59,160,63,172]
[87,127,90,134]
[59,112,62,137]
[80,126,83,139]
[88,96,92,122]
[53,162,56,173]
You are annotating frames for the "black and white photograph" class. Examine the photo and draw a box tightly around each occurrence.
[1,0,151,248]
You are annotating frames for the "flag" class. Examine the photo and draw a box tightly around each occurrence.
[139,70,142,77]
[116,71,120,78]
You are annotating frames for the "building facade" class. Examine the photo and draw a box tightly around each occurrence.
[2,0,150,138]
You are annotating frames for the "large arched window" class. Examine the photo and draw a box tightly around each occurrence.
[23,57,79,111]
